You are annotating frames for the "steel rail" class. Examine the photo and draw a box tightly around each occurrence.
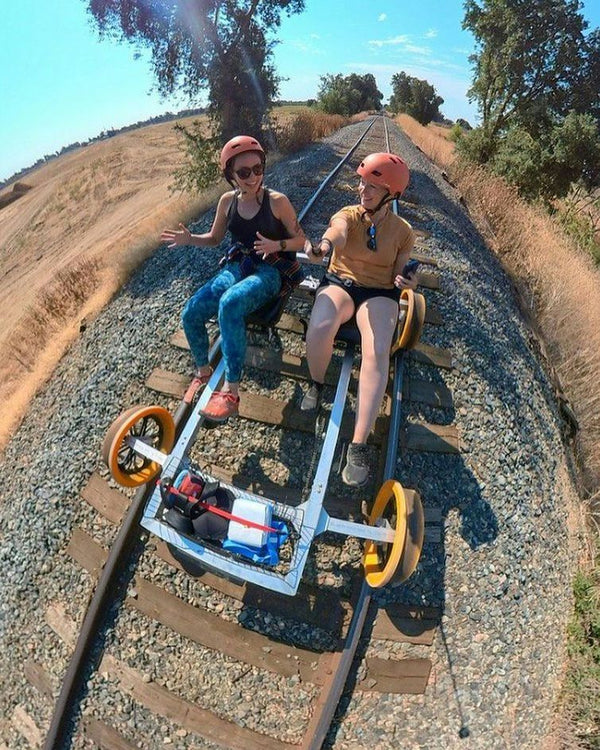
[297,117,376,223]
[300,115,411,750]
[42,117,384,750]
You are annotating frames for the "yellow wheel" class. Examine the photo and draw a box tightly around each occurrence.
[362,480,424,588]
[391,289,427,353]
[102,405,175,488]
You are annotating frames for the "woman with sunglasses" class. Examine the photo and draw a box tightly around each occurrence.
[301,152,418,487]
[160,135,306,422]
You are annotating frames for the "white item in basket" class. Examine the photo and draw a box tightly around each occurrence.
[227,497,272,548]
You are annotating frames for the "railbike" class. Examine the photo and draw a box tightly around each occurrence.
[102,279,426,597]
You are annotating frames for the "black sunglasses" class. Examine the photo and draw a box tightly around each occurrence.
[234,163,264,180]
[366,224,377,251]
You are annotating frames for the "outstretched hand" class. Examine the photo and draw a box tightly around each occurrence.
[160,223,192,248]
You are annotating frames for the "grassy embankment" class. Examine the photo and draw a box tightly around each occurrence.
[396,113,600,748]
[0,107,345,452]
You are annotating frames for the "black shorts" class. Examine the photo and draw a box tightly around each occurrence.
[319,272,400,310]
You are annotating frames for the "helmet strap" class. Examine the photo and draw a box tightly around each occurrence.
[364,192,395,215]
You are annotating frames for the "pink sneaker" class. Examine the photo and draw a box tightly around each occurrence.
[184,367,212,403]
[200,391,240,422]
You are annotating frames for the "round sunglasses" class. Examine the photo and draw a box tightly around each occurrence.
[234,163,264,180]
[366,223,377,251]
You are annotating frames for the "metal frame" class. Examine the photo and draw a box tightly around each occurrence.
[133,343,395,597]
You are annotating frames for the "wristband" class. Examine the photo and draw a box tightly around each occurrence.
[316,237,333,256]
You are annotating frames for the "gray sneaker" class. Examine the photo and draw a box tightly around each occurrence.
[300,383,322,411]
[342,442,370,487]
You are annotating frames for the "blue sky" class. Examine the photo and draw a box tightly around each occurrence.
[1,0,599,183]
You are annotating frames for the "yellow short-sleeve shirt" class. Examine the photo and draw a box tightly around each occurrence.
[327,205,414,288]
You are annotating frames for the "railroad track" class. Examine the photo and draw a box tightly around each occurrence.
[20,116,461,750]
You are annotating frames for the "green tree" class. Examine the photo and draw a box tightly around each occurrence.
[388,72,444,125]
[461,0,600,200]
[317,73,383,116]
[464,112,600,202]
[86,0,305,142]
[463,0,600,140]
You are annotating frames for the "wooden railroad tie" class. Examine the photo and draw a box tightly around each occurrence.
[145,367,459,454]
[64,525,437,691]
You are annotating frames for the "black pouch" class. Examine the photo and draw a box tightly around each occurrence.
[239,253,257,278]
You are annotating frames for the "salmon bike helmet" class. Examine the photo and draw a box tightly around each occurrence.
[357,152,410,212]
[220,135,266,186]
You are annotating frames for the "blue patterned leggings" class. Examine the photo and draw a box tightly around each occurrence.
[182,261,281,383]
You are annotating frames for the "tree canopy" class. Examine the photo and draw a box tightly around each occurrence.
[460,0,600,200]
[86,0,305,141]
[388,72,444,125]
[316,73,383,116]
[463,0,600,138]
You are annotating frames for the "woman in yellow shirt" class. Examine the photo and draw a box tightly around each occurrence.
[303,152,418,487]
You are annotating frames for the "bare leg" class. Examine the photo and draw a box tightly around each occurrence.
[305,285,355,382]
[353,297,398,443]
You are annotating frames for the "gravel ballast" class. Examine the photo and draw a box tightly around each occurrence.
[0,118,581,749]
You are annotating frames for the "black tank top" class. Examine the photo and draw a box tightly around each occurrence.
[227,188,293,259]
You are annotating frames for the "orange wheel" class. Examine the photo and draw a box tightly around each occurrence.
[101,406,147,468]
[102,405,175,488]
[391,290,426,353]
[362,480,424,587]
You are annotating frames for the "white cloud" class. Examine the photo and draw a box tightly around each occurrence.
[287,38,325,55]
[404,44,431,56]
[378,13,387,21]
[425,29,438,39]
[368,35,411,48]
[345,62,400,74]
[368,36,432,56]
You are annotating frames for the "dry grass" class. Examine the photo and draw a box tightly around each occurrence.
[396,112,600,748]
[4,258,101,373]
[455,167,600,491]
[274,108,346,153]
[396,114,457,169]
[395,113,600,492]
[0,114,225,450]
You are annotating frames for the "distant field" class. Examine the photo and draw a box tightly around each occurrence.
[0,113,222,448]
[0,114,212,346]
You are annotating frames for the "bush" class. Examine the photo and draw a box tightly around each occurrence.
[455,126,497,164]
[170,121,221,194]
[489,127,544,202]
[558,202,600,265]
[458,113,600,204]
[448,123,464,143]
[274,110,346,153]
